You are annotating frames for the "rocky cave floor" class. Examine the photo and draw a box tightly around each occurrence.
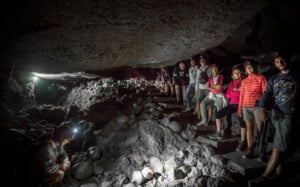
[3,80,300,187]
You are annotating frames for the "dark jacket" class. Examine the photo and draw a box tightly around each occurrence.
[35,139,69,175]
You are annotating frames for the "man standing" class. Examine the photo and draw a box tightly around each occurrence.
[26,81,36,104]
[184,59,198,112]
[238,60,267,159]
[249,54,297,185]
[195,55,211,119]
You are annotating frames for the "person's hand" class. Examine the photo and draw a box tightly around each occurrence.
[61,161,70,171]
[238,112,243,118]
[260,109,266,124]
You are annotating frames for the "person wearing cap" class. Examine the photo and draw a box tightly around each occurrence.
[209,66,246,142]
[26,126,74,186]
[184,59,198,112]
[172,61,189,103]
[249,54,297,185]
[198,64,227,126]
[238,60,267,159]
[195,55,211,119]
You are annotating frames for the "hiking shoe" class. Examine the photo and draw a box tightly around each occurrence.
[209,132,223,140]
[242,147,254,159]
[236,140,247,152]
[197,119,208,126]
[183,108,192,112]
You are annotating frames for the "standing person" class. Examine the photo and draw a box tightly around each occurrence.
[172,61,189,104]
[184,59,198,112]
[26,81,36,104]
[249,54,297,185]
[209,66,246,144]
[198,64,227,126]
[161,67,174,96]
[238,60,267,159]
[195,55,211,119]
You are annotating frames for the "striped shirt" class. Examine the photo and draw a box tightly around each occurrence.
[238,74,267,115]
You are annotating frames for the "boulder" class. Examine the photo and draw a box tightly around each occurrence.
[210,155,227,167]
[80,183,98,187]
[88,101,119,125]
[161,117,170,127]
[115,114,129,124]
[101,181,112,187]
[131,153,145,167]
[166,168,175,181]
[149,157,164,174]
[177,166,191,175]
[164,156,180,172]
[87,146,102,161]
[71,161,94,180]
[141,167,153,180]
[131,171,144,185]
[93,161,104,175]
[168,121,182,133]
[203,145,216,159]
[174,168,186,180]
[116,174,128,186]
[183,154,197,167]
[181,129,196,140]
[123,183,135,187]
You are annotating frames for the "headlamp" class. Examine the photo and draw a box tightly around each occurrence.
[73,127,79,134]
[32,76,39,82]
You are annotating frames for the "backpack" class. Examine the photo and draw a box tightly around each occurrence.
[198,67,209,84]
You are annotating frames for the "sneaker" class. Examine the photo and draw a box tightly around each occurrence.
[242,147,254,159]
[209,132,223,140]
[236,140,247,152]
[197,119,208,126]
[183,108,192,112]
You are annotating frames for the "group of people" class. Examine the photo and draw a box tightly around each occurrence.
[155,53,297,184]
[19,53,297,186]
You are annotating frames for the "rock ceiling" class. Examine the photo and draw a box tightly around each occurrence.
[1,0,268,73]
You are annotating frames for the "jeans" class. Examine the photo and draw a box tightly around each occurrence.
[200,93,227,121]
[185,83,195,109]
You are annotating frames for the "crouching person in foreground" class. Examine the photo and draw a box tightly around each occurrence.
[29,126,73,187]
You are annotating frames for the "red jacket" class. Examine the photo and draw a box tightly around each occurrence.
[208,74,224,94]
